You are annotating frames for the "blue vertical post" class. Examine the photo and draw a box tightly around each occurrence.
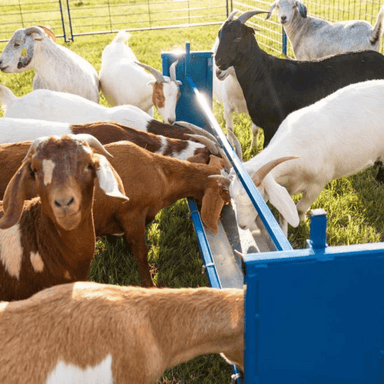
[282,27,287,56]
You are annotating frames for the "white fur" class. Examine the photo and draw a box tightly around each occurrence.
[0,26,99,102]
[267,0,384,60]
[46,355,113,384]
[0,85,154,131]
[99,31,181,124]
[230,80,384,235]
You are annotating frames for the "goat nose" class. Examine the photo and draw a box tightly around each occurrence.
[167,118,175,125]
[280,16,287,23]
[54,197,75,208]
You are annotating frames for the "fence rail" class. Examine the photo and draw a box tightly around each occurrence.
[0,0,228,42]
[1,1,383,55]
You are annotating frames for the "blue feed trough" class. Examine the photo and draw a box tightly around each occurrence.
[162,43,384,384]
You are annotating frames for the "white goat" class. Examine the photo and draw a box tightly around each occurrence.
[99,31,181,124]
[219,80,384,236]
[0,84,168,133]
[0,26,100,102]
[266,0,384,60]
[212,38,259,152]
[0,282,244,383]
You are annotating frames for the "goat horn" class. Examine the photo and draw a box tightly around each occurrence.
[185,134,219,155]
[25,26,45,40]
[252,156,299,186]
[216,146,233,173]
[227,130,243,161]
[22,136,48,162]
[37,25,56,42]
[72,134,113,158]
[135,61,165,83]
[227,10,238,21]
[175,121,218,143]
[169,60,179,82]
[237,10,269,24]
[209,174,232,188]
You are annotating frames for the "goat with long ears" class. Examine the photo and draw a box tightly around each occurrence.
[0,134,128,301]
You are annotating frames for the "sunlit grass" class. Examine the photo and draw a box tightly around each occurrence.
[1,12,384,382]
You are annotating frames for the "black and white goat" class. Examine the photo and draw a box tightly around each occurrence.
[215,10,384,147]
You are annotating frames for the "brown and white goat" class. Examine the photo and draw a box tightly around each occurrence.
[0,118,220,164]
[0,135,127,301]
[0,140,230,287]
[0,282,244,384]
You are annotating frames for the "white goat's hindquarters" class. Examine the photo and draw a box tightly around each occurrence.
[264,176,300,228]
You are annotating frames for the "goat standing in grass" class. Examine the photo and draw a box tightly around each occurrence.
[0,26,100,102]
[0,135,127,301]
[266,0,384,60]
[214,10,384,148]
[100,31,181,124]
[0,282,244,384]
[217,80,384,236]
[0,140,230,287]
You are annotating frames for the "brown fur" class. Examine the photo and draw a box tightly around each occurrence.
[0,141,230,288]
[93,142,231,286]
[0,282,244,384]
[152,82,165,109]
[71,121,211,163]
[0,137,126,301]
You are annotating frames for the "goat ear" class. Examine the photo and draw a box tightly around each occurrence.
[265,2,277,20]
[263,176,300,228]
[93,154,129,201]
[0,161,32,230]
[200,187,225,233]
[296,1,307,17]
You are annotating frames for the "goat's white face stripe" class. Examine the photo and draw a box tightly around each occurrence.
[45,354,113,384]
[0,224,23,279]
[30,251,44,273]
[42,159,56,186]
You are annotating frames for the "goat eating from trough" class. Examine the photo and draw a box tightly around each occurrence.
[0,282,244,384]
[0,118,220,164]
[266,0,384,60]
[0,140,231,287]
[218,80,384,236]
[214,10,384,148]
[0,134,128,301]
[0,84,206,143]
[99,31,181,124]
[0,26,100,102]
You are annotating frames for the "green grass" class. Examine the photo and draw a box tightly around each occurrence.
[2,8,384,382]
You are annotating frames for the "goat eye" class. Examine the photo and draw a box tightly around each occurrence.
[87,163,94,171]
[234,37,242,43]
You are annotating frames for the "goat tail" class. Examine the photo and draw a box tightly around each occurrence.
[112,30,131,45]
[0,84,17,112]
[370,5,384,45]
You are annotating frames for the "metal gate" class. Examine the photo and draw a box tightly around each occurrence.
[0,0,229,42]
[1,0,383,54]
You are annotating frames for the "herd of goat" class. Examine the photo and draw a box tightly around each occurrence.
[0,2,384,382]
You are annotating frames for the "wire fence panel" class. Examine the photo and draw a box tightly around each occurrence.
[1,0,384,54]
[233,0,384,56]
[0,0,228,42]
